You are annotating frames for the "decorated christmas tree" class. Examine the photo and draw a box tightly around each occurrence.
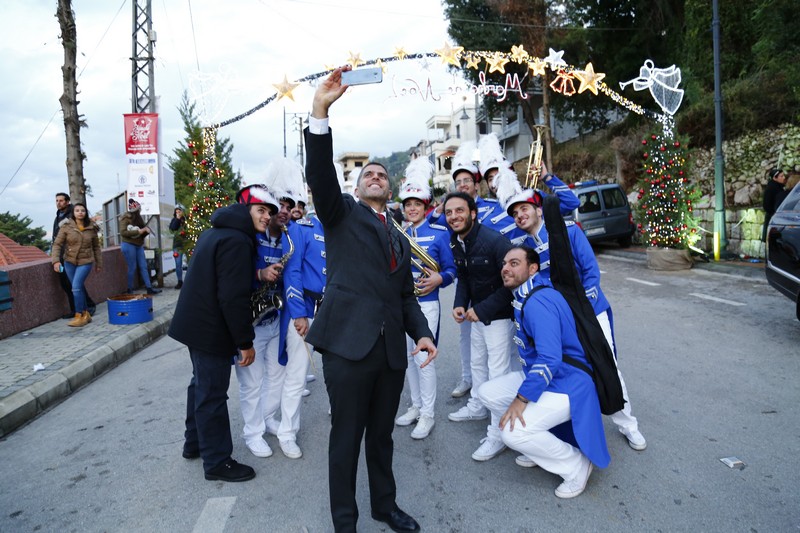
[183,127,232,256]
[635,130,701,249]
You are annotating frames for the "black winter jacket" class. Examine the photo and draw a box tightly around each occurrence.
[451,222,514,324]
[168,203,256,356]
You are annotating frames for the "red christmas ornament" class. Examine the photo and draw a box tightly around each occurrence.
[642,139,648,145]
[646,169,653,174]
[639,188,644,194]
[651,134,657,140]
[678,170,684,175]
[224,196,230,201]
[643,153,649,159]
[192,150,198,157]
[216,202,222,208]
[201,159,208,166]
[637,223,643,229]
[668,160,674,165]
[179,230,186,237]
[660,146,666,152]
[192,205,199,212]
[672,199,678,204]
[188,182,195,188]
[188,142,194,148]
[674,141,680,147]
[208,181,215,187]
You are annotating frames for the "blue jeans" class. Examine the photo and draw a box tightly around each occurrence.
[173,251,184,282]
[64,262,92,313]
[121,242,152,290]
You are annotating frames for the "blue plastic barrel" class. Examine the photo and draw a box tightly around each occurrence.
[107,294,153,325]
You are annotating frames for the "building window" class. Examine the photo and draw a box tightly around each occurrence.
[456,125,461,139]
[354,161,363,167]
[479,122,488,135]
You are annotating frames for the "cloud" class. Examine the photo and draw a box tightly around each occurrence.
[1,0,467,234]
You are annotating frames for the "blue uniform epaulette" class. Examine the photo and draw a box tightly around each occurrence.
[295,217,314,226]
[565,220,576,227]
[429,223,448,231]
[482,197,499,203]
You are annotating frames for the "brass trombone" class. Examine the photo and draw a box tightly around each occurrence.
[525,125,549,190]
[390,217,440,296]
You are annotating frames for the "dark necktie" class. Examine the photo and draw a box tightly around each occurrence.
[378,213,400,270]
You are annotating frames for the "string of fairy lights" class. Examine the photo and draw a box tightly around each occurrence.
[210,44,656,130]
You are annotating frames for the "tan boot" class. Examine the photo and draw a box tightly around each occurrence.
[82,310,92,324]
[68,312,88,327]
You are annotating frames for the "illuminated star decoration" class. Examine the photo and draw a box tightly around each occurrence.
[273,75,300,101]
[324,63,336,72]
[574,62,605,95]
[465,54,481,69]
[510,44,528,63]
[549,69,576,96]
[347,51,365,68]
[487,53,510,74]
[393,46,408,60]
[435,42,464,67]
[544,48,567,70]
[529,58,547,77]
[374,58,387,74]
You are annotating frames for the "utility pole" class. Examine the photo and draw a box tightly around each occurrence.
[283,110,308,165]
[131,0,163,287]
[712,0,728,260]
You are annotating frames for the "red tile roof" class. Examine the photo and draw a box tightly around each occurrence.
[0,233,50,266]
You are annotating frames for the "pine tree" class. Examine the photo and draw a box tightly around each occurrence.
[635,131,701,249]
[182,128,234,256]
[168,92,242,210]
[0,212,49,251]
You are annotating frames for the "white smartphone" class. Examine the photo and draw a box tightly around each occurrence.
[341,67,383,86]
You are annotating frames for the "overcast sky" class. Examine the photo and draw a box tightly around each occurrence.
[1,0,469,236]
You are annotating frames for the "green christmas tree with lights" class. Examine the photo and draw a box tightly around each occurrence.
[183,128,232,256]
[635,130,701,249]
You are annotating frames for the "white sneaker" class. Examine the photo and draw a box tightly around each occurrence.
[471,437,506,461]
[515,455,538,468]
[410,415,435,439]
[395,406,421,427]
[555,456,594,499]
[451,380,472,398]
[302,388,311,397]
[306,374,316,383]
[264,417,280,436]
[448,405,489,422]
[279,439,302,459]
[246,437,273,458]
[619,427,647,451]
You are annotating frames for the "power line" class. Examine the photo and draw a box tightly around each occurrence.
[1,0,128,198]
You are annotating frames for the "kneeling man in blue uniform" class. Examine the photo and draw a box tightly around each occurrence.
[476,246,610,498]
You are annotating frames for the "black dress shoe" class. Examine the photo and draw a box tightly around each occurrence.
[371,508,420,532]
[146,287,162,295]
[175,281,183,289]
[204,459,255,482]
[182,449,200,459]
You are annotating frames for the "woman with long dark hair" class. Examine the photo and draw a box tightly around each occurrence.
[51,202,102,327]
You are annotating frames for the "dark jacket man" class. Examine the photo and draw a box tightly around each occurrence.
[451,221,515,324]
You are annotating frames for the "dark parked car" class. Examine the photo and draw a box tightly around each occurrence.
[765,185,800,321]
[570,181,635,247]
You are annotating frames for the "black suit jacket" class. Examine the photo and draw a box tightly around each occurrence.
[304,128,432,370]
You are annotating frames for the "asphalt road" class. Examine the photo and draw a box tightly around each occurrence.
[1,255,798,532]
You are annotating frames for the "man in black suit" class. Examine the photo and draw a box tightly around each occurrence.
[305,67,437,533]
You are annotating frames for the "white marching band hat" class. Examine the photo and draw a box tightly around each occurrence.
[399,156,434,203]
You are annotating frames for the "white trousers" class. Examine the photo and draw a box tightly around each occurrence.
[459,321,472,383]
[466,318,517,440]
[404,300,439,418]
[235,317,279,441]
[262,317,313,442]
[477,371,584,481]
[596,311,639,432]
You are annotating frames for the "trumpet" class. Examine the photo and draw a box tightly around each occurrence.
[390,217,440,296]
[251,224,294,325]
[525,125,549,190]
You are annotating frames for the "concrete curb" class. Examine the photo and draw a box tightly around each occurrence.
[0,310,173,438]
[596,247,765,281]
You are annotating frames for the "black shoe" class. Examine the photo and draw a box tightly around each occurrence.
[204,459,255,482]
[146,288,162,295]
[371,508,420,532]
[175,281,183,290]
[182,449,200,459]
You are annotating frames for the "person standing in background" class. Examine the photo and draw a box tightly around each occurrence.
[53,193,96,318]
[119,199,161,295]
[763,167,787,241]
[169,206,186,289]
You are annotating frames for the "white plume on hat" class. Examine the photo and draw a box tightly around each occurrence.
[264,157,305,204]
[399,156,434,203]
[451,140,479,180]
[495,165,537,216]
[478,132,510,177]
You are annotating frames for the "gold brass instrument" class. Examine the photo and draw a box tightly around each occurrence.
[525,125,549,190]
[251,224,294,325]
[390,217,440,296]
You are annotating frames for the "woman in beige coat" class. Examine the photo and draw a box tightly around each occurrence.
[52,203,102,327]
